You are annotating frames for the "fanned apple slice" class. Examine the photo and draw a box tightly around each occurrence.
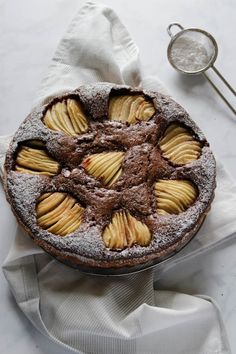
[36,192,84,236]
[103,210,151,250]
[15,143,60,176]
[108,94,155,124]
[82,151,124,187]
[155,179,198,215]
[159,123,202,165]
[44,98,88,136]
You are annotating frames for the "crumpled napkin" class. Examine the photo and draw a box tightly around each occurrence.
[1,1,234,353]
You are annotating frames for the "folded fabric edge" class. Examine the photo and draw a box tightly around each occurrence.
[3,254,231,354]
[154,231,236,280]
[196,294,232,354]
[35,0,142,105]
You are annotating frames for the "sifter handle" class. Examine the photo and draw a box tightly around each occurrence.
[211,65,236,96]
[167,23,184,38]
[203,72,236,115]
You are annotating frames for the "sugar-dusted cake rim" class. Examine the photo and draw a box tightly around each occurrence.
[3,83,216,274]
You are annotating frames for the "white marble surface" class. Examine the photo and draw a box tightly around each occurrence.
[0,0,236,353]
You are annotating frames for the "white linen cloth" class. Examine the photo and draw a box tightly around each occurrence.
[0,1,235,353]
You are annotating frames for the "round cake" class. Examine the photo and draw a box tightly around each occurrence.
[3,83,216,274]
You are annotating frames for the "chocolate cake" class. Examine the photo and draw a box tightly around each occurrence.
[3,83,216,274]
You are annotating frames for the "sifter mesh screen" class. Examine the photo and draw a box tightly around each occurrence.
[169,30,216,73]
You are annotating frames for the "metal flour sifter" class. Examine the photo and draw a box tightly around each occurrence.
[167,23,236,115]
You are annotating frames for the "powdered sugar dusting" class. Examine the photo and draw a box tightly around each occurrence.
[170,36,210,72]
[3,83,216,272]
